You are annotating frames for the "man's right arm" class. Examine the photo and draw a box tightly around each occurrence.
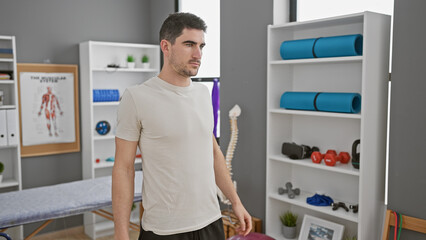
[112,137,138,240]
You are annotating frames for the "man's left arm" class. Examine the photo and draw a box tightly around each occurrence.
[213,135,252,236]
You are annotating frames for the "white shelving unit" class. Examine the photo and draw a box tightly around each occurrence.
[79,41,160,239]
[0,35,23,239]
[266,12,390,239]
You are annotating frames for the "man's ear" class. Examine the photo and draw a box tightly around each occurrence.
[160,39,171,56]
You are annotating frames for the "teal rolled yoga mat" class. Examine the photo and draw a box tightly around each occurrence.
[280,34,363,60]
[314,34,363,58]
[280,38,317,60]
[280,92,361,113]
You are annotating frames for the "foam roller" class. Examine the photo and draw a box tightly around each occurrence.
[280,92,361,113]
[280,92,318,111]
[314,34,363,58]
[280,38,317,60]
[280,34,363,60]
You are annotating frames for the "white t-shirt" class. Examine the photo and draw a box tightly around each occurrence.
[115,76,221,235]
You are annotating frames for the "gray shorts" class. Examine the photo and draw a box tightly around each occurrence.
[138,218,225,240]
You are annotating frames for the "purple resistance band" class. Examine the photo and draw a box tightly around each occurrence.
[212,78,220,138]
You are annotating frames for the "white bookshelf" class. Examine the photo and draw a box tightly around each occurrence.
[0,35,23,239]
[79,41,160,239]
[266,12,390,239]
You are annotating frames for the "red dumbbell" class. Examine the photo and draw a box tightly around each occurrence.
[311,150,336,164]
[324,151,351,166]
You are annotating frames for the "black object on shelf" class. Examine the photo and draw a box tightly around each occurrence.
[282,142,319,159]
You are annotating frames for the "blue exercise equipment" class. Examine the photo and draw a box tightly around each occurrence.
[280,34,363,60]
[314,34,363,58]
[95,121,111,135]
[280,91,361,113]
[280,38,318,60]
[306,193,334,206]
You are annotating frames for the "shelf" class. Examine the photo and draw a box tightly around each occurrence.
[93,135,115,141]
[268,232,299,240]
[0,80,14,84]
[0,179,19,189]
[266,12,390,239]
[269,155,359,176]
[269,192,358,223]
[270,56,362,65]
[0,144,19,150]
[94,158,142,169]
[269,108,361,119]
[92,67,157,73]
[0,58,13,62]
[269,12,364,30]
[0,105,15,110]
[80,41,160,239]
[93,102,120,107]
[0,36,13,40]
[89,41,160,49]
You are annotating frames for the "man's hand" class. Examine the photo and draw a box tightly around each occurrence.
[232,202,252,236]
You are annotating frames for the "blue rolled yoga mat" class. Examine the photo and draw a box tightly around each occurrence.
[314,34,363,58]
[280,38,317,60]
[280,92,361,113]
[280,34,363,60]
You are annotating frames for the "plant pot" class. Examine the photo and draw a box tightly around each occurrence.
[0,175,3,184]
[127,62,135,69]
[142,63,150,69]
[282,225,297,239]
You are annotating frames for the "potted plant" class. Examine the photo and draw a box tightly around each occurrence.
[141,54,150,68]
[280,211,298,239]
[130,203,139,222]
[0,161,4,183]
[127,55,135,69]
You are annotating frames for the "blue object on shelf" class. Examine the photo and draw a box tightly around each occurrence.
[279,34,363,60]
[0,48,13,54]
[280,92,318,111]
[306,193,334,206]
[105,157,115,162]
[280,38,317,60]
[93,89,120,102]
[314,34,363,58]
[280,91,361,113]
[95,120,111,135]
[316,92,361,113]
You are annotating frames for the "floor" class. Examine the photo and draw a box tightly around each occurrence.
[31,227,139,240]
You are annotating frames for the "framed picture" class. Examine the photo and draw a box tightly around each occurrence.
[299,215,344,240]
[17,63,80,157]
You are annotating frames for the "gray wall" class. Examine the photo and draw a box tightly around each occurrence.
[220,0,273,226]
[388,0,426,239]
[0,0,175,235]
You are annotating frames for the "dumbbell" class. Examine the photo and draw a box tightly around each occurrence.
[324,151,350,166]
[311,150,336,164]
[278,182,300,199]
[331,202,349,212]
[311,150,351,166]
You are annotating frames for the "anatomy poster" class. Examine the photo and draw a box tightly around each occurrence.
[20,72,76,146]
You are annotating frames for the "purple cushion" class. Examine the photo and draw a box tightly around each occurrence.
[227,232,275,240]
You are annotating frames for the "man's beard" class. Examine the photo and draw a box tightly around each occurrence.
[170,54,200,77]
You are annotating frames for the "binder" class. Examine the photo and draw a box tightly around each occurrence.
[6,109,18,145]
[0,110,7,146]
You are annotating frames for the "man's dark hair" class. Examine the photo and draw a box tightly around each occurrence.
[160,12,207,44]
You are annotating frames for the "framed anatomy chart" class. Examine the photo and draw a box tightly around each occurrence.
[17,63,80,157]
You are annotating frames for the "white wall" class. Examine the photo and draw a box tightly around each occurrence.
[179,0,220,78]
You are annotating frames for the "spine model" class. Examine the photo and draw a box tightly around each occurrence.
[218,104,241,205]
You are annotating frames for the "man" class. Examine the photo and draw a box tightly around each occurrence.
[112,12,251,240]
